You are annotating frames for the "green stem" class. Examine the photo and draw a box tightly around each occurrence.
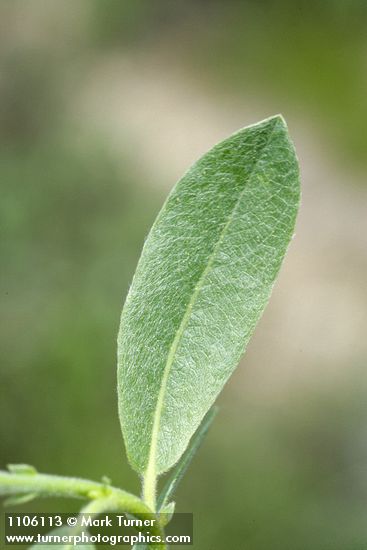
[142,466,157,512]
[0,470,166,550]
[0,471,148,515]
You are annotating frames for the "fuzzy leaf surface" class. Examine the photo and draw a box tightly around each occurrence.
[117,115,300,475]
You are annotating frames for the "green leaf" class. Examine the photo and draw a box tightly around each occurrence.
[117,115,300,483]
[157,407,217,510]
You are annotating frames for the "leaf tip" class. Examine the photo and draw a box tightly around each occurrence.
[237,113,288,138]
[271,113,287,125]
[263,113,289,133]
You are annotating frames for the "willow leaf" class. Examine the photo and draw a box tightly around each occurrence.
[117,115,300,482]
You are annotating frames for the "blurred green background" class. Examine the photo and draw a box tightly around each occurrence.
[1,2,367,549]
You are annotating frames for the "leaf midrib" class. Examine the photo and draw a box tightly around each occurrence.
[144,119,279,484]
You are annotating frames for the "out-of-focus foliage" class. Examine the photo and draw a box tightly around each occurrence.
[87,0,367,167]
[1,1,367,549]
[0,139,159,478]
